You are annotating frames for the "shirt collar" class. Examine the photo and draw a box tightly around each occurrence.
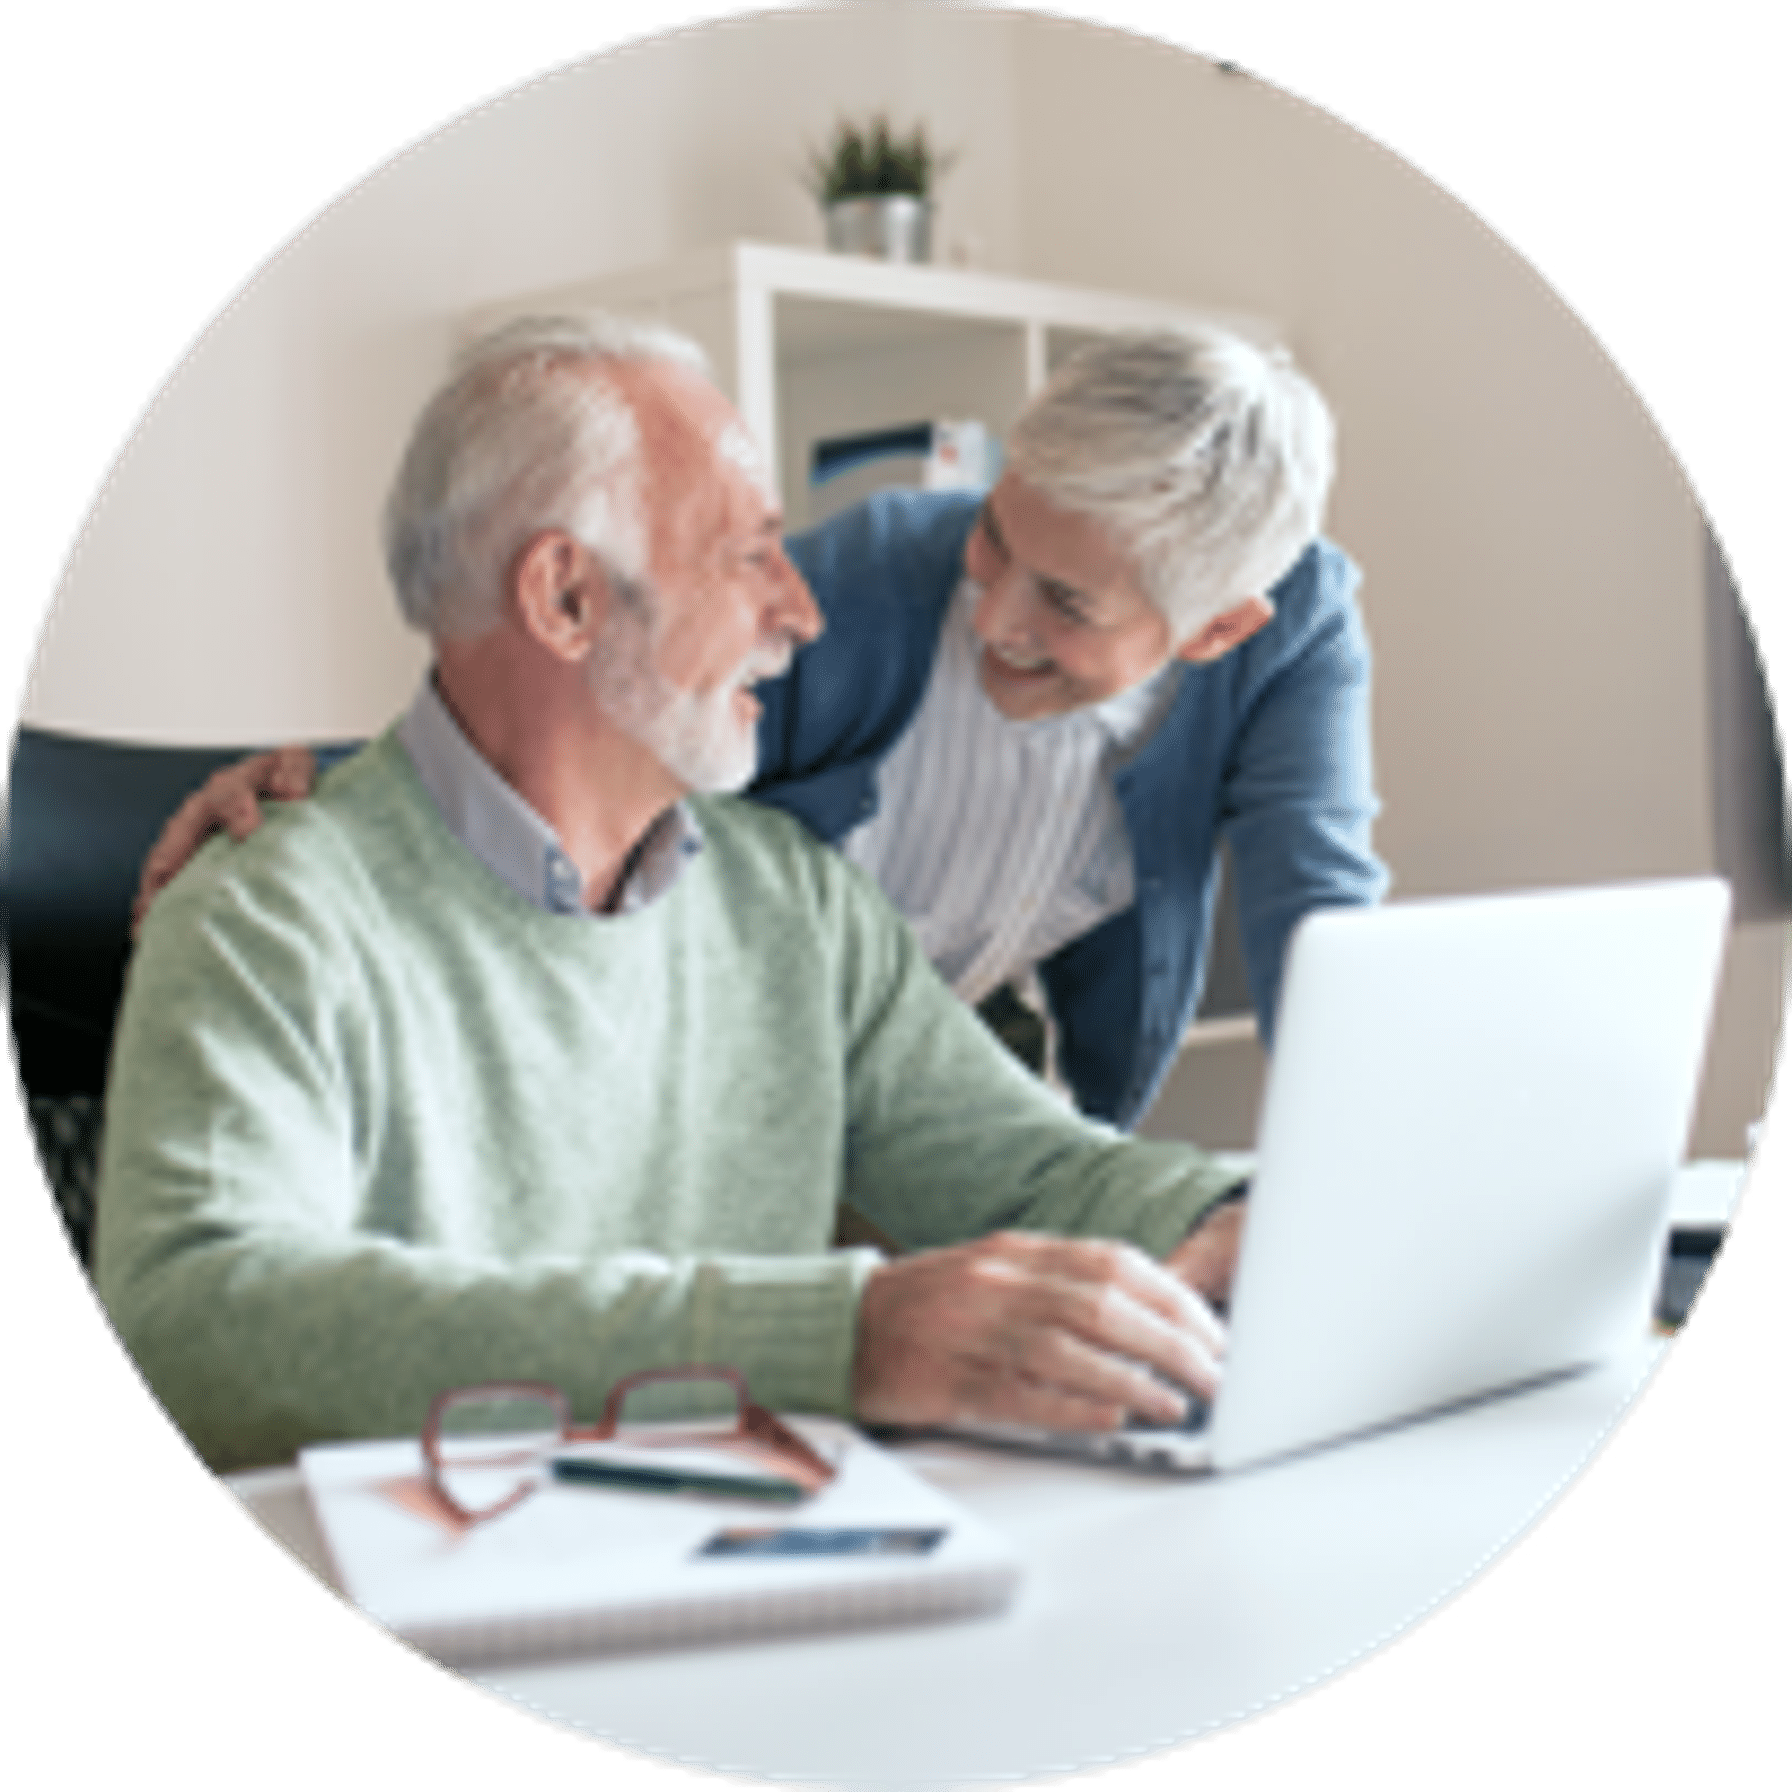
[1090,658,1182,752]
[395,676,702,917]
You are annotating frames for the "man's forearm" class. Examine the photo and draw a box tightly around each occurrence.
[98,1219,880,1473]
[841,968,1246,1258]
[833,868,1248,1255]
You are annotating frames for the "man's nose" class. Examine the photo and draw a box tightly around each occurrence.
[773,555,825,644]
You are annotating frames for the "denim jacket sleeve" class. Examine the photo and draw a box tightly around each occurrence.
[1221,540,1388,1042]
[1042,540,1387,1128]
[749,489,976,841]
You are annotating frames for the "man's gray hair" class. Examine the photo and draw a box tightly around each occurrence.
[1006,328,1336,639]
[384,314,711,638]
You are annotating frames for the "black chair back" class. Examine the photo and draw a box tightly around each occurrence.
[3,726,360,1265]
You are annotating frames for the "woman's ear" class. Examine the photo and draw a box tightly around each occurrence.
[1175,595,1276,665]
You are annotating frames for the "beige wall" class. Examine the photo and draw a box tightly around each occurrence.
[23,7,1028,743]
[20,7,1780,1151]
[1012,28,1714,894]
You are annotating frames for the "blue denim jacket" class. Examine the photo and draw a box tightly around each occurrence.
[751,489,1388,1129]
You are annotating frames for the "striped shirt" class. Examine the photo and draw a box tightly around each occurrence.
[843,580,1180,1006]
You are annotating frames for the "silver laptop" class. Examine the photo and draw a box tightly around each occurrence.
[953,876,1731,1474]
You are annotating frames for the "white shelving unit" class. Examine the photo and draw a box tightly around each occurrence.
[465,240,1276,524]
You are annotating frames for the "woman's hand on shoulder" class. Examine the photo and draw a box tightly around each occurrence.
[132,745,317,935]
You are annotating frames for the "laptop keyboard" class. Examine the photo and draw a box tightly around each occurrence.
[1125,1394,1212,1436]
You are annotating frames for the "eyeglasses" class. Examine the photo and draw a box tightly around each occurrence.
[420,1364,837,1526]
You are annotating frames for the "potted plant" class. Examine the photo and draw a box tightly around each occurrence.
[803,114,957,263]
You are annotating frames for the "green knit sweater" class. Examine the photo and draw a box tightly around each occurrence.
[95,734,1239,1470]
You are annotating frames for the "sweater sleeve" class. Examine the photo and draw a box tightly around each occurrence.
[828,856,1246,1256]
[93,843,877,1472]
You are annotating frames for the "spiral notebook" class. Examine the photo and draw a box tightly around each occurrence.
[299,1417,1020,1666]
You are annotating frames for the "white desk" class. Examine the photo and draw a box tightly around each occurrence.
[234,1345,1673,1785]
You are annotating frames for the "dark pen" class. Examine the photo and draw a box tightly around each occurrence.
[550,1456,809,1503]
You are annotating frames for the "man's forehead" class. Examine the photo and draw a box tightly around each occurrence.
[716,420,774,497]
[625,362,771,493]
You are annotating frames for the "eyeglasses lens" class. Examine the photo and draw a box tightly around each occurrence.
[433,1391,562,1519]
[613,1372,741,1447]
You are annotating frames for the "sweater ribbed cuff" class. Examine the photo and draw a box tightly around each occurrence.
[1112,1150,1253,1261]
[687,1248,884,1417]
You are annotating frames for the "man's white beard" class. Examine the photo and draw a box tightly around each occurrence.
[590,590,786,794]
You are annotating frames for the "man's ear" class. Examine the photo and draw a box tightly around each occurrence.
[1175,595,1275,665]
[513,530,603,664]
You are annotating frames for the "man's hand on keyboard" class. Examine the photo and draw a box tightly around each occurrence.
[852,1230,1226,1432]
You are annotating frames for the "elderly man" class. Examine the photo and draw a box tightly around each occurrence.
[96,317,1240,1474]
[135,328,1385,1159]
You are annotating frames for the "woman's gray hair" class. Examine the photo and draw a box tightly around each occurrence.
[383,314,710,638]
[1005,328,1336,639]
